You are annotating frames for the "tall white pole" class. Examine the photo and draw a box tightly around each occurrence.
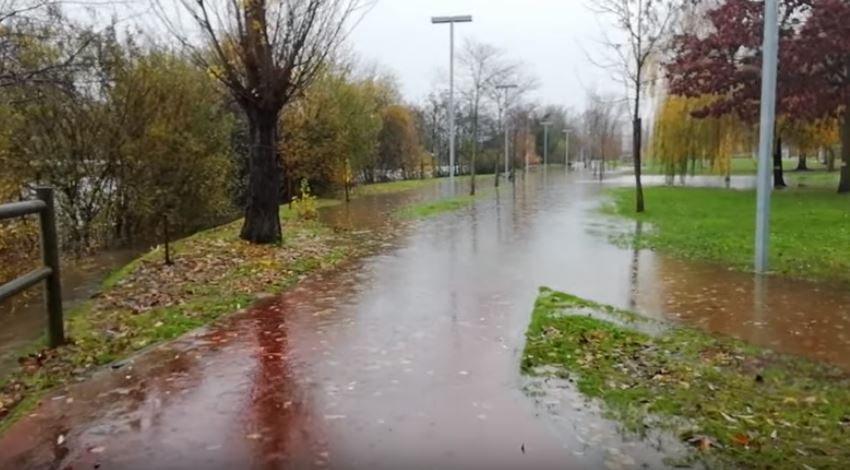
[449,22,455,184]
[755,0,779,273]
[496,85,516,176]
[504,122,509,176]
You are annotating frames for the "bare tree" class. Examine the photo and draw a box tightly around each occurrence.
[459,39,517,195]
[589,0,688,212]
[583,91,624,181]
[158,0,364,243]
[486,67,536,187]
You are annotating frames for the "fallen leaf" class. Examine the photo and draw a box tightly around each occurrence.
[56,434,65,445]
[732,433,751,447]
[720,412,738,423]
[245,433,262,440]
[90,446,105,454]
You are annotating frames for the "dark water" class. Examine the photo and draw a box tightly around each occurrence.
[1,169,848,469]
[0,248,143,372]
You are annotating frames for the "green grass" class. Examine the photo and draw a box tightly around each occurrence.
[347,173,496,198]
[522,288,850,469]
[0,202,352,430]
[396,188,494,220]
[607,186,850,283]
[350,178,441,197]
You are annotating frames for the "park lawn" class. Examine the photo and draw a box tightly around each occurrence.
[522,288,850,469]
[0,201,353,431]
[607,186,850,284]
[347,173,496,198]
[349,178,440,197]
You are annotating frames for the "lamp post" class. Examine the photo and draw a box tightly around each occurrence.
[496,84,517,178]
[755,0,779,274]
[431,15,473,187]
[542,121,552,166]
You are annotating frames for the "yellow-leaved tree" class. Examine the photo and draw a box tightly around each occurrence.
[651,95,752,178]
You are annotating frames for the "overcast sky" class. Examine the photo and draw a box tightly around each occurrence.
[349,0,623,110]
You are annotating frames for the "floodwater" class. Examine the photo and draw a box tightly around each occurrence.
[2,169,850,469]
[0,248,143,372]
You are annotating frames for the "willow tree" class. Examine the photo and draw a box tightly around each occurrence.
[161,0,362,243]
[652,95,750,178]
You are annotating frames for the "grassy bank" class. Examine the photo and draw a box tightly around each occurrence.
[347,173,496,198]
[522,288,850,469]
[607,186,850,283]
[0,176,493,431]
[0,202,352,430]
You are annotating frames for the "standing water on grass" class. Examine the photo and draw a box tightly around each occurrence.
[2,170,850,468]
[0,248,144,374]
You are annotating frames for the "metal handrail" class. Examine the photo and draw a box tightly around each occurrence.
[0,187,64,347]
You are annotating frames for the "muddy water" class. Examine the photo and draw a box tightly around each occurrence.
[2,170,849,469]
[0,248,143,372]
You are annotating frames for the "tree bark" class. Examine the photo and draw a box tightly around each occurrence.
[773,135,786,188]
[796,153,808,171]
[633,118,645,212]
[240,109,282,244]
[840,109,850,194]
[827,148,836,172]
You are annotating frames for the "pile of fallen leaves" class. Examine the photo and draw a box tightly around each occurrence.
[523,288,850,469]
[0,214,352,427]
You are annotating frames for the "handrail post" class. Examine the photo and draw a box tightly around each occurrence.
[36,187,64,347]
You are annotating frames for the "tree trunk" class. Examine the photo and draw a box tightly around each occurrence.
[840,110,850,194]
[796,153,808,171]
[633,118,645,212]
[240,110,282,244]
[773,135,786,189]
[827,148,836,172]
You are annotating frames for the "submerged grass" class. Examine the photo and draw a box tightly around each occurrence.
[396,176,498,220]
[522,288,850,469]
[0,202,350,430]
[606,186,850,284]
[396,190,494,220]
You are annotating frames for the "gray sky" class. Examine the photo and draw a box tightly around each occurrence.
[349,0,622,110]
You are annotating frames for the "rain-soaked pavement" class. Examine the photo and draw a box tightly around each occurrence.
[3,169,850,469]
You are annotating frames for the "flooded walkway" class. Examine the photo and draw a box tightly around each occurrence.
[2,170,849,469]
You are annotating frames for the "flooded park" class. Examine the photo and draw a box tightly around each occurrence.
[3,170,849,468]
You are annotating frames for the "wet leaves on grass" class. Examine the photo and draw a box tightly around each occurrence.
[522,288,850,469]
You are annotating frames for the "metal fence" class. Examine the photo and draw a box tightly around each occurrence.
[0,187,64,347]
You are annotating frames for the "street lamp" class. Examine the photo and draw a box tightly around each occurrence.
[542,121,552,166]
[755,0,778,273]
[431,15,473,186]
[496,84,517,178]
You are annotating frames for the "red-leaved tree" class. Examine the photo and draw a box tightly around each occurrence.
[785,0,850,192]
[665,0,850,191]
